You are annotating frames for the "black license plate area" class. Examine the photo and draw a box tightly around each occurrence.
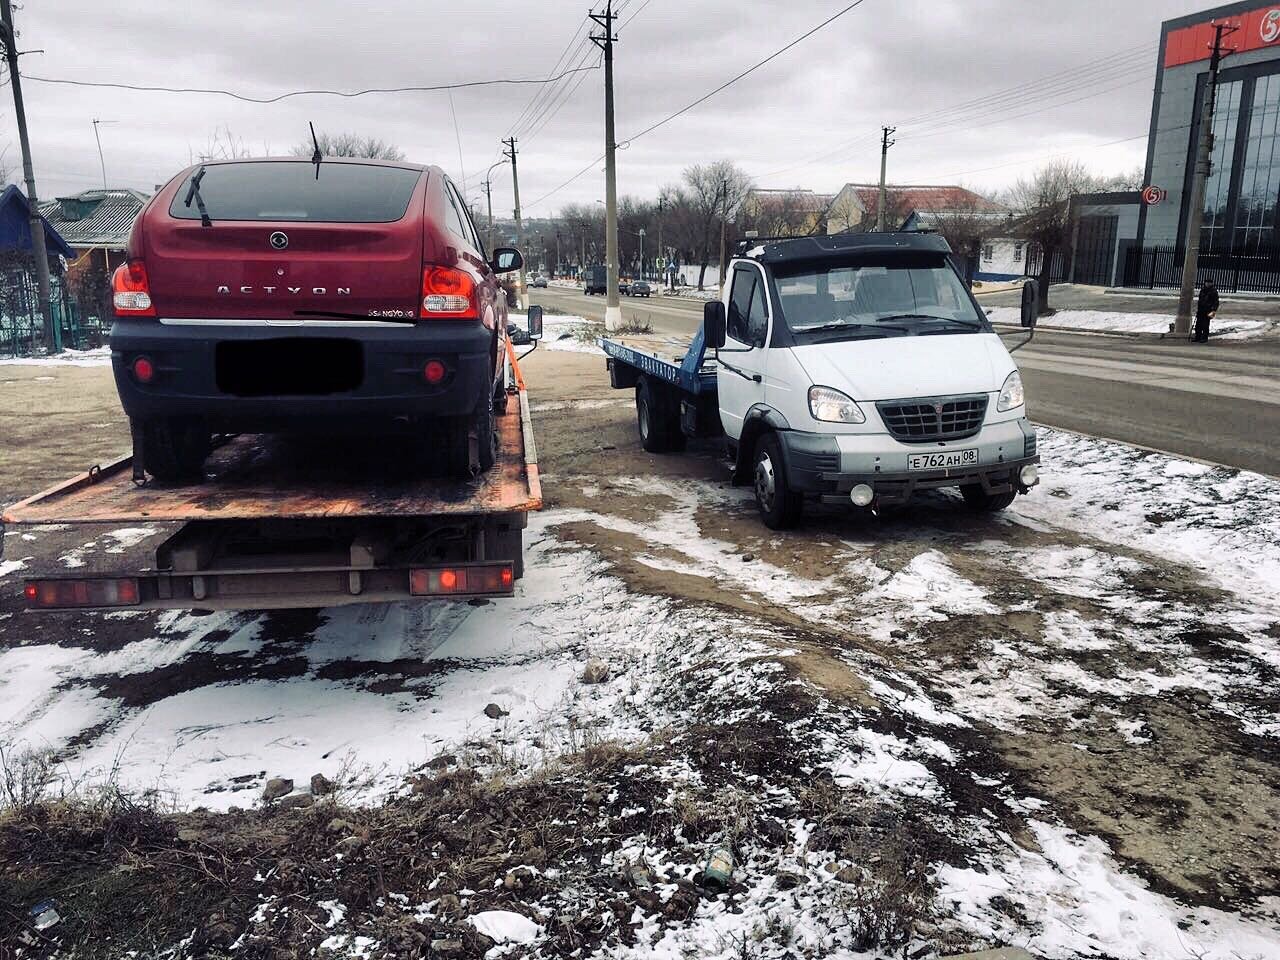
[216,338,363,396]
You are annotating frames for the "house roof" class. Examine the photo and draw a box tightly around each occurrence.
[835,183,1007,215]
[746,188,835,214]
[38,188,150,249]
[0,184,77,259]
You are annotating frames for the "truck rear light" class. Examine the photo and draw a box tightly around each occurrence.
[131,355,156,383]
[25,577,141,608]
[421,266,478,319]
[409,564,514,597]
[423,359,448,384]
[112,260,157,317]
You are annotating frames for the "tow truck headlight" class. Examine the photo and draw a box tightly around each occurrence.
[997,371,1025,412]
[809,386,865,424]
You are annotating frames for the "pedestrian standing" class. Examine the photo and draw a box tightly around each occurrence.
[1195,280,1219,343]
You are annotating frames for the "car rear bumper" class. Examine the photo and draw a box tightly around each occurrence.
[110,318,493,430]
[779,417,1041,503]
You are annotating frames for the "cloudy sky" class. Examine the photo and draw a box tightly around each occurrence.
[1,0,1207,216]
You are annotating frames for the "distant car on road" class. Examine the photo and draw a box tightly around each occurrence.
[618,278,632,295]
[628,280,652,298]
[530,275,548,288]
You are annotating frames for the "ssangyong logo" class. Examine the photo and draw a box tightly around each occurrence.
[269,231,289,250]
[1262,9,1280,44]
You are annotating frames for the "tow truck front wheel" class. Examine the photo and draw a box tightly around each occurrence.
[960,483,1017,512]
[754,435,802,530]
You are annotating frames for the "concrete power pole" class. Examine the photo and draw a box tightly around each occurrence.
[877,126,896,233]
[502,138,528,309]
[1,0,56,351]
[591,1,622,331]
[1175,21,1236,337]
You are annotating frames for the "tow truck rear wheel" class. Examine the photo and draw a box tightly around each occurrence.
[142,418,211,481]
[960,484,1017,512]
[754,434,803,530]
[635,376,685,453]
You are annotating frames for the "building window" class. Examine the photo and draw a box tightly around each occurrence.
[1233,73,1280,253]
[1201,80,1244,253]
[1013,243,1024,263]
[982,244,993,261]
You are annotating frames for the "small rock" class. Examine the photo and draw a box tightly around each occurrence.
[581,659,610,684]
[262,778,293,802]
[310,773,334,796]
[503,867,535,891]
[834,865,859,884]
[890,629,909,640]
[1190,691,1212,707]
[741,553,755,562]
[483,703,508,720]
[327,818,353,834]
[822,861,839,874]
[278,792,314,810]
[775,870,806,890]
[430,939,465,958]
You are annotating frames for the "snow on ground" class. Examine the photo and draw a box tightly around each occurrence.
[509,311,602,355]
[0,346,112,366]
[986,305,1275,338]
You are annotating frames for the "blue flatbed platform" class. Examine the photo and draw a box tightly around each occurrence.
[599,324,718,396]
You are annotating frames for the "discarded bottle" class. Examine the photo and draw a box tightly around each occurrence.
[702,845,735,888]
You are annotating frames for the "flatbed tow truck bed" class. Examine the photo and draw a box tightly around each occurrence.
[3,341,541,612]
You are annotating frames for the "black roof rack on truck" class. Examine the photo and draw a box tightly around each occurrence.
[733,232,953,263]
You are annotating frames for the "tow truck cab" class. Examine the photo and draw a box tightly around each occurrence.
[705,233,1040,528]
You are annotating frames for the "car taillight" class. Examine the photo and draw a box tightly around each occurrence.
[112,260,156,317]
[423,359,448,384]
[25,578,141,608]
[421,266,478,319]
[409,564,514,596]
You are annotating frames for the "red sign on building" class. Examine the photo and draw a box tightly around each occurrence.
[1165,6,1280,68]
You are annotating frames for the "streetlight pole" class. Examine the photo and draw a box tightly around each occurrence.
[638,228,645,280]
[482,158,507,254]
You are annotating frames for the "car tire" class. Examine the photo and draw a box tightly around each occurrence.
[443,392,497,479]
[142,418,211,482]
[636,376,685,453]
[754,434,803,530]
[960,484,1017,512]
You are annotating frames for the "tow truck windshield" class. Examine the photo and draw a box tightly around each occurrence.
[773,256,988,342]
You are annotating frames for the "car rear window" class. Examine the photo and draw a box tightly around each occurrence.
[168,161,423,223]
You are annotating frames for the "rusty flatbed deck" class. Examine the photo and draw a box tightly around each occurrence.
[3,389,541,526]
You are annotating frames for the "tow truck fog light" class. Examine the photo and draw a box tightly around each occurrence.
[25,577,141,608]
[850,484,875,507]
[1019,464,1040,486]
[409,564,515,597]
[132,356,156,384]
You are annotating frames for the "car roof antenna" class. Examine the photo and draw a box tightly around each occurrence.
[309,121,322,180]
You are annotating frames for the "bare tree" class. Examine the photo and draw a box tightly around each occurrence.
[1096,165,1146,192]
[923,190,1002,266]
[682,160,753,289]
[0,143,12,186]
[198,125,255,161]
[291,132,406,161]
[1008,160,1103,312]
[740,190,823,238]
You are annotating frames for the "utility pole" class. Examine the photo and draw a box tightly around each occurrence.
[1,0,56,351]
[718,179,729,292]
[657,197,664,288]
[482,158,507,256]
[555,231,561,277]
[501,138,528,309]
[877,126,896,233]
[591,1,621,331]
[1175,21,1237,338]
[638,227,645,280]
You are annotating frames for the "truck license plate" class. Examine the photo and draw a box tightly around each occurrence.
[907,449,979,471]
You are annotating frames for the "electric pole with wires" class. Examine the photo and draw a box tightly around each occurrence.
[590,1,621,331]
[877,125,896,232]
[1174,20,1237,338]
[1,0,56,351]
[502,138,528,309]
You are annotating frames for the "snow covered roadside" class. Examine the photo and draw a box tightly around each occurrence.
[986,305,1276,338]
[509,311,603,354]
[0,346,112,366]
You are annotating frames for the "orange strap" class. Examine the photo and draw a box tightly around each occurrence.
[503,331,527,393]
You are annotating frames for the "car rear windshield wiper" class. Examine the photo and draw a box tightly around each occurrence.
[876,313,982,330]
[293,310,418,324]
[184,166,213,228]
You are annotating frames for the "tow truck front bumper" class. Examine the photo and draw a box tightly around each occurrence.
[778,417,1040,505]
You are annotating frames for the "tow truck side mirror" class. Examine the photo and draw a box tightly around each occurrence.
[492,248,524,274]
[704,301,726,349]
[527,305,543,341]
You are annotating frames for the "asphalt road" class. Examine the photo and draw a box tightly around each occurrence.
[531,286,1280,476]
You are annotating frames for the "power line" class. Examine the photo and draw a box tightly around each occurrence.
[506,16,592,136]
[517,41,601,143]
[23,65,600,104]
[619,0,655,29]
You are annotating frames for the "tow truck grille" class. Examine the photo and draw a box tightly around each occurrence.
[876,395,988,444]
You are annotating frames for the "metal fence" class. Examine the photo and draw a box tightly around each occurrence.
[0,269,102,357]
[1121,245,1280,294]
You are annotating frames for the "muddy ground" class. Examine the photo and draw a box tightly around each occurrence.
[0,346,1277,958]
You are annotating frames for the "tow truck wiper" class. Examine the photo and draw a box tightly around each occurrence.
[293,309,418,324]
[184,166,213,227]
[876,313,981,330]
[801,320,911,336]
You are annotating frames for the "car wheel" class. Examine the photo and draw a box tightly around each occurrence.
[142,418,211,482]
[442,393,497,479]
[960,484,1017,512]
[754,434,802,530]
[635,376,685,453]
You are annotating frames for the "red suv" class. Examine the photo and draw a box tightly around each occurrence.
[110,157,523,480]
